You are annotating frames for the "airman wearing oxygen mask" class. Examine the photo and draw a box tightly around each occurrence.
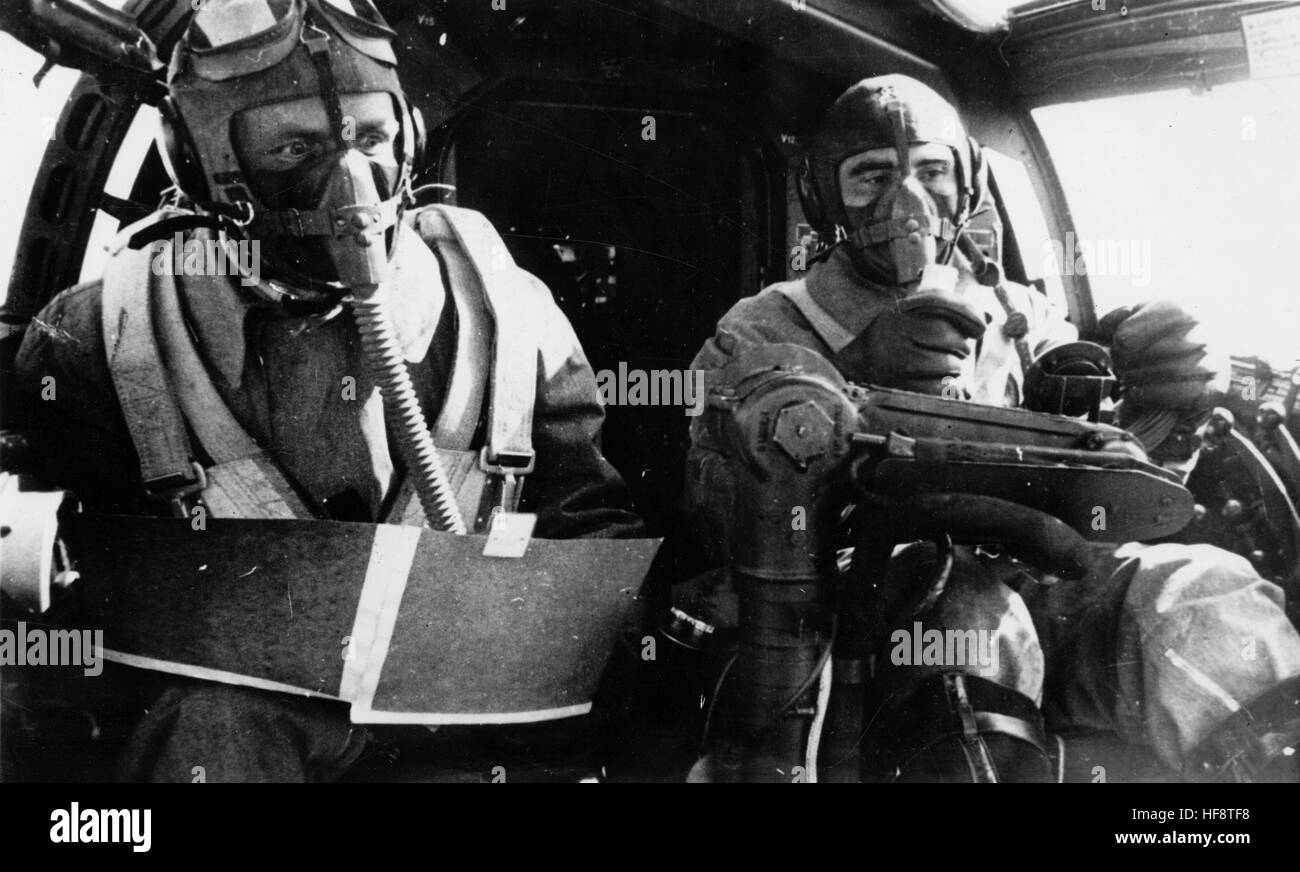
[813,80,989,396]
[15,0,642,781]
[684,75,1300,781]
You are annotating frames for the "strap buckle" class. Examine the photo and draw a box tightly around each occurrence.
[300,20,332,54]
[480,447,534,514]
[144,461,208,519]
[479,447,535,476]
[229,200,255,228]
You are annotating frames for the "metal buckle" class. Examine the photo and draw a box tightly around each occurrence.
[231,200,255,228]
[478,447,536,476]
[300,20,332,54]
[144,462,208,518]
[480,447,534,513]
[332,204,388,236]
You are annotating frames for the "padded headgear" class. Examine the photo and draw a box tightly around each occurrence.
[797,74,987,241]
[157,0,424,212]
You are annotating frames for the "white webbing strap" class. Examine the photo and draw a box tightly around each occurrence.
[151,272,261,462]
[389,448,489,530]
[101,242,201,505]
[150,262,314,520]
[102,234,312,520]
[412,208,492,449]
[776,281,857,354]
[423,205,538,513]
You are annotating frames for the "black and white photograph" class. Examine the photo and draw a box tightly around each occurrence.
[0,0,1297,830]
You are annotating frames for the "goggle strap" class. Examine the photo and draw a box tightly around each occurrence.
[885,92,911,174]
[301,18,349,151]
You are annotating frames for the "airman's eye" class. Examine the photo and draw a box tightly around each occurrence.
[857,170,894,187]
[270,140,318,160]
[918,165,952,184]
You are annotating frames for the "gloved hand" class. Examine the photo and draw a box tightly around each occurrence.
[835,297,986,395]
[1096,299,1227,410]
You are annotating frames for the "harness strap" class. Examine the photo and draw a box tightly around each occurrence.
[388,449,489,530]
[426,206,538,507]
[151,262,315,520]
[775,282,857,354]
[973,711,1049,756]
[945,673,1000,783]
[991,281,1034,375]
[101,240,201,507]
[413,208,492,450]
[374,209,495,530]
[151,275,261,463]
[105,208,533,528]
[957,232,1034,375]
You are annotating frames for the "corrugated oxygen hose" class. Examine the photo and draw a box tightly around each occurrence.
[351,287,467,534]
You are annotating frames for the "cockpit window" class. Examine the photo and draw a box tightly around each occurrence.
[0,34,78,301]
[1032,77,1300,364]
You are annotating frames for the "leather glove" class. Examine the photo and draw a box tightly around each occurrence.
[835,296,986,395]
[1096,299,1227,411]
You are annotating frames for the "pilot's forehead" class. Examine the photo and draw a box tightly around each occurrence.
[840,142,953,171]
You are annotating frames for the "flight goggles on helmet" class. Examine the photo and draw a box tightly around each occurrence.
[182,0,397,82]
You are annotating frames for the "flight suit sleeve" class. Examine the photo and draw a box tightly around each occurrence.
[1025,284,1079,357]
[684,292,807,564]
[684,336,739,566]
[979,280,1080,409]
[12,280,152,515]
[517,273,646,539]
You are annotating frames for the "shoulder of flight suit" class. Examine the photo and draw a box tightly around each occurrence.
[683,278,837,563]
[690,281,834,373]
[14,278,149,512]
[688,280,828,457]
[16,279,118,429]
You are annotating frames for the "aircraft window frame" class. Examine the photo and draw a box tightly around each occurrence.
[983,146,1070,317]
[78,104,161,284]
